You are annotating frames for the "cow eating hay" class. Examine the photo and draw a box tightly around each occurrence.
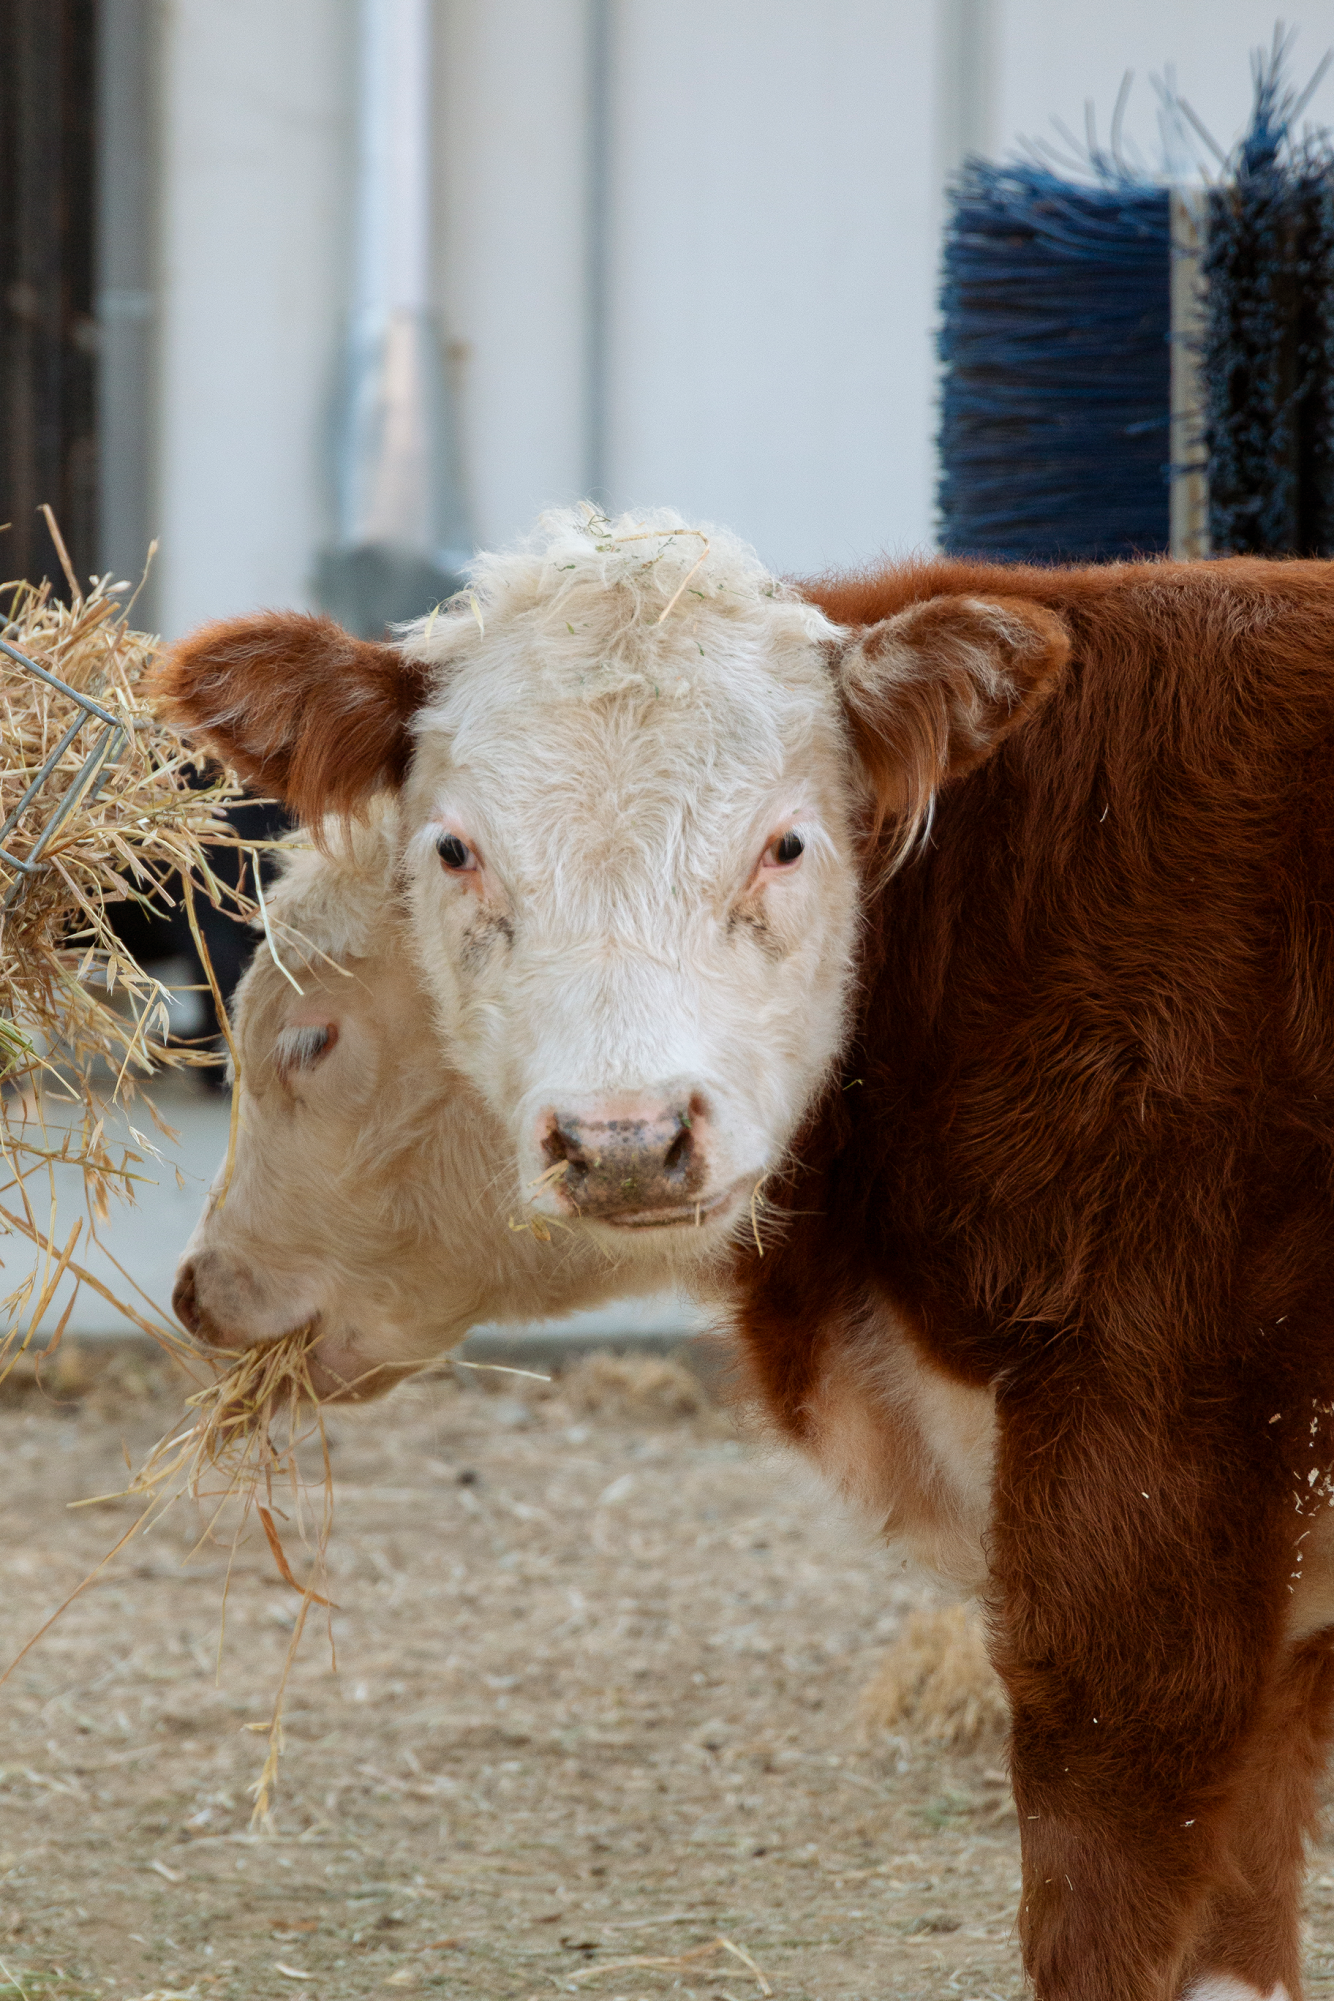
[158,505,1334,2001]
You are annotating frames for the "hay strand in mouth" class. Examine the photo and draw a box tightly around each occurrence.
[749,1178,766,1257]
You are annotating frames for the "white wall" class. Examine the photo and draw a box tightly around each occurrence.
[155,0,354,637]
[433,0,591,551]
[604,0,939,576]
[995,2,1334,171]
[148,0,1334,635]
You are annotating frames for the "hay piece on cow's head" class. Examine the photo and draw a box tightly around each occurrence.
[859,1604,1008,1750]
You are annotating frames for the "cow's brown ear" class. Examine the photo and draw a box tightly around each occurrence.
[834,594,1070,856]
[148,611,433,825]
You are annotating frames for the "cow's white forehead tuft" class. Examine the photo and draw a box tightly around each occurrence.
[397,504,843,726]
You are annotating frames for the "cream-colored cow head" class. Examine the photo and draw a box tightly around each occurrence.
[158,507,1067,1287]
[173,810,685,1395]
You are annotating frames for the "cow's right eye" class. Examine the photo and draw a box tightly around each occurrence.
[437,833,476,871]
[274,1022,338,1081]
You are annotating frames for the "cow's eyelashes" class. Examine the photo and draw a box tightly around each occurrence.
[763,830,805,869]
[437,832,479,872]
[274,1022,338,1081]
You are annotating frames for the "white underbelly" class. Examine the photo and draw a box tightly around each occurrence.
[791,1288,996,1591]
[777,1295,1334,1645]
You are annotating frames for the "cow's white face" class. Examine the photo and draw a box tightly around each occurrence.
[395,528,860,1261]
[173,815,689,1394]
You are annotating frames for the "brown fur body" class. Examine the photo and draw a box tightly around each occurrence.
[734,555,1334,1999]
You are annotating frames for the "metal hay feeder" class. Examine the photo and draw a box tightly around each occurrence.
[0,634,132,912]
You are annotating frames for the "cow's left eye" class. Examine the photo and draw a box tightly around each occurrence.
[765,830,805,868]
[437,833,478,872]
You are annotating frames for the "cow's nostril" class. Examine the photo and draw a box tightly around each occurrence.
[172,1260,202,1336]
[537,1099,709,1219]
[544,1121,589,1176]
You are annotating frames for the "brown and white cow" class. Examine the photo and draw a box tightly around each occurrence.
[172,800,694,1398]
[156,507,1334,2001]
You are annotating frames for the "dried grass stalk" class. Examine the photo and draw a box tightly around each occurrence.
[566,1933,773,1992]
[129,1328,337,1825]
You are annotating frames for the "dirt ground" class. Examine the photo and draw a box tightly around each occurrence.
[4,1346,1334,2001]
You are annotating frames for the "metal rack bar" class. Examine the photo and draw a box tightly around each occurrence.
[0,637,138,911]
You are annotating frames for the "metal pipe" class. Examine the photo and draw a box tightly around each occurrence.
[353,0,432,332]
[584,0,612,507]
[934,0,998,193]
[1169,187,1210,560]
[316,0,470,636]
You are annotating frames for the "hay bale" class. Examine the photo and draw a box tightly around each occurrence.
[859,1604,1009,1750]
[0,567,349,1825]
[559,1350,708,1422]
[0,555,253,1369]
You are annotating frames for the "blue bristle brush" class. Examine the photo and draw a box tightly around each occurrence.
[937,32,1334,563]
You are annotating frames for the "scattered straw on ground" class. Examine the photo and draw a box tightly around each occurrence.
[559,1350,711,1423]
[0,1350,1046,2001]
[859,1604,1008,1751]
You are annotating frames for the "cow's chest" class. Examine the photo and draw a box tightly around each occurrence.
[787,1287,997,1591]
[778,1288,1334,1646]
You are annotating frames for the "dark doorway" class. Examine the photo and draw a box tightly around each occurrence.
[0,0,99,593]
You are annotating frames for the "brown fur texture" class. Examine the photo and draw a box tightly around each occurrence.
[837,592,1071,850]
[733,552,1334,1999]
[149,611,432,824]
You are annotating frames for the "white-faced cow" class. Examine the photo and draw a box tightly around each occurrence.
[158,507,1334,2001]
[172,801,693,1399]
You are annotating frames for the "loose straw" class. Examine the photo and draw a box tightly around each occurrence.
[255,867,304,995]
[596,526,712,626]
[182,870,242,1211]
[0,555,258,1374]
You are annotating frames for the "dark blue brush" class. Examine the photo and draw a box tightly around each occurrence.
[1203,55,1334,554]
[938,165,1171,563]
[938,40,1334,564]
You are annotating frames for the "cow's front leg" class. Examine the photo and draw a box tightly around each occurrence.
[991,1355,1291,2001]
[1178,1633,1334,2000]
